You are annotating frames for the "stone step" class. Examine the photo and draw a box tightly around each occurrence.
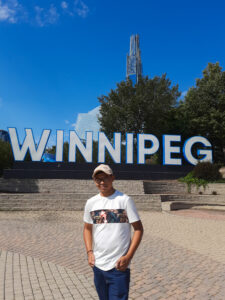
[162,201,225,211]
[2,178,224,195]
[0,179,144,194]
[0,193,160,201]
[144,180,225,195]
[0,193,160,200]
[145,188,186,194]
[0,204,161,211]
[161,194,225,204]
[185,184,225,195]
[0,193,96,201]
[0,205,86,211]
[0,193,162,211]
[0,206,161,211]
[144,181,187,194]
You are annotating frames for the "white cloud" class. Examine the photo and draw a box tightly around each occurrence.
[61,0,89,18]
[35,4,59,27]
[0,0,90,26]
[65,120,70,124]
[0,0,21,23]
[178,90,188,102]
[48,4,59,24]
[181,91,187,98]
[74,0,89,18]
[61,1,68,10]
[72,106,101,140]
[34,6,44,27]
[61,1,74,17]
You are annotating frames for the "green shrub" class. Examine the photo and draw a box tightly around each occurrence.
[192,161,222,181]
[0,140,14,176]
[179,171,208,193]
[179,162,224,193]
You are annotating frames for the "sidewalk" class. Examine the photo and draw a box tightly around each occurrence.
[0,210,225,300]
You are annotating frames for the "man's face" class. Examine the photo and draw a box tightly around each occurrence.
[94,172,114,195]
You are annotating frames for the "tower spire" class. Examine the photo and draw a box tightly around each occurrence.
[126,34,142,84]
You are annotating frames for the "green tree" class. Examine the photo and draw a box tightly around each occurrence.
[98,75,180,163]
[0,141,14,176]
[181,62,225,163]
[98,75,180,139]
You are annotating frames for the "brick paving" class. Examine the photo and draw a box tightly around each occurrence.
[0,210,225,300]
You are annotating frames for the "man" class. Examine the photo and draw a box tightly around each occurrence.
[83,164,143,300]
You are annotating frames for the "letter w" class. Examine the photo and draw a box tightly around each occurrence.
[8,128,50,161]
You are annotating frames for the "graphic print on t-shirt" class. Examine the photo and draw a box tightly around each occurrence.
[90,209,129,224]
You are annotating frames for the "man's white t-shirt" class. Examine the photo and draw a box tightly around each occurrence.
[83,190,140,271]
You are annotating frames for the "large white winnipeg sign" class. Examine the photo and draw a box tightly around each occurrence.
[8,128,213,165]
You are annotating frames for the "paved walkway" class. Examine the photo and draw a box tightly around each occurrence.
[0,210,225,300]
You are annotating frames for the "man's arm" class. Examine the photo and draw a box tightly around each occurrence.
[83,222,95,267]
[116,220,144,271]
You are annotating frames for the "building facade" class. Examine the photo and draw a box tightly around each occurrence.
[126,34,142,84]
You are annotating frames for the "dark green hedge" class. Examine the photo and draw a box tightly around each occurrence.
[0,140,14,176]
[192,161,222,181]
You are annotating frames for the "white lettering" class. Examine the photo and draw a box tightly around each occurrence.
[184,136,212,165]
[56,130,64,162]
[98,132,121,163]
[8,128,213,165]
[69,131,93,162]
[163,135,182,165]
[138,134,159,164]
[126,133,134,164]
[8,128,50,161]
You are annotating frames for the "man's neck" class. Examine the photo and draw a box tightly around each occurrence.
[100,188,115,197]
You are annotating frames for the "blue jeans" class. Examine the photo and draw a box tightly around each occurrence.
[93,265,130,300]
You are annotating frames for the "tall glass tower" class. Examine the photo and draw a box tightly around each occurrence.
[126,34,142,84]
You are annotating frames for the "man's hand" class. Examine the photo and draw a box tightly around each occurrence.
[88,251,95,268]
[116,255,131,271]
[83,223,95,268]
[116,220,143,272]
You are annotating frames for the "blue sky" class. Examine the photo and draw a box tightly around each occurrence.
[0,0,225,145]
